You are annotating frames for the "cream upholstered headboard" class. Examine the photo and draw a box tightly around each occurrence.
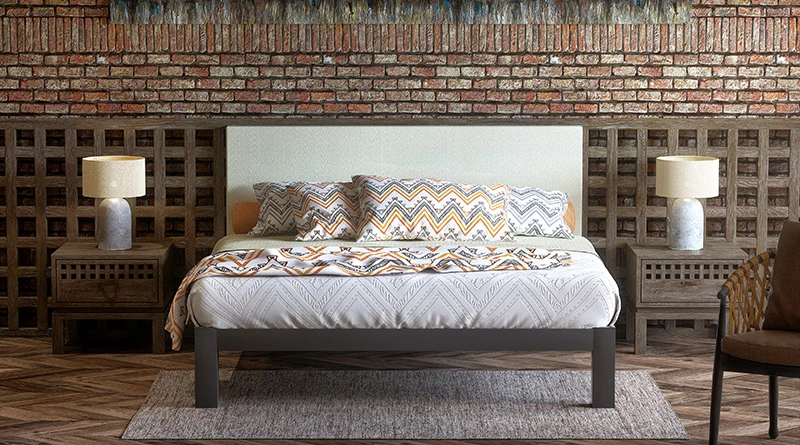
[226,125,584,235]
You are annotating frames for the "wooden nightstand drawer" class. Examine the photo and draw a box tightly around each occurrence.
[56,260,160,305]
[640,260,741,304]
[642,280,723,304]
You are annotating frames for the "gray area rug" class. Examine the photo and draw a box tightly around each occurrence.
[123,370,688,440]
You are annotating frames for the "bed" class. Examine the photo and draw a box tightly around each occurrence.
[180,125,620,409]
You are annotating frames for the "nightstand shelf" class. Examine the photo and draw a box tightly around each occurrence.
[625,243,748,355]
[50,242,174,354]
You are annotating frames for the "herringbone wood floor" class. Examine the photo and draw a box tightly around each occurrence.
[0,333,797,445]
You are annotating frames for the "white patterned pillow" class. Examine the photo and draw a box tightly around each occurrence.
[288,182,361,241]
[249,182,304,236]
[353,175,515,242]
[507,186,574,239]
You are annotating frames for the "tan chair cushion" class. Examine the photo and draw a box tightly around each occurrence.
[233,201,578,236]
[721,330,800,367]
[763,220,800,331]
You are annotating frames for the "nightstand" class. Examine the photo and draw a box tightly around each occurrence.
[625,243,748,354]
[50,242,174,354]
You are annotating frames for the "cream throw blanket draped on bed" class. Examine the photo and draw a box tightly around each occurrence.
[166,246,572,351]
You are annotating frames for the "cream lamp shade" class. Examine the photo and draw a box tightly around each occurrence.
[82,156,146,198]
[655,156,720,198]
[655,155,719,251]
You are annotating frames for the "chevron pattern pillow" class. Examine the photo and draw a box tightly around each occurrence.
[289,182,361,241]
[507,186,574,239]
[249,181,305,236]
[353,175,515,242]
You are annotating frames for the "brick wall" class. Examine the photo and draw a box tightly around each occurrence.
[0,0,799,118]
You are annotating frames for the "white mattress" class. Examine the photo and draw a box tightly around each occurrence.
[187,236,620,331]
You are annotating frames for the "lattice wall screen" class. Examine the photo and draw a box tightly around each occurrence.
[1,120,798,336]
[585,122,800,291]
[0,123,225,335]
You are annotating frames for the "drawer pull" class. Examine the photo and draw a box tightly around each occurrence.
[101,282,119,298]
[679,280,704,286]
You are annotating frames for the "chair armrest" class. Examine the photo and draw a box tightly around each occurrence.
[717,251,775,337]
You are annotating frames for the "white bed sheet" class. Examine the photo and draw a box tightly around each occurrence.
[188,236,620,331]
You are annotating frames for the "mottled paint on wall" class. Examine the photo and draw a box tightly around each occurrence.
[110,0,691,24]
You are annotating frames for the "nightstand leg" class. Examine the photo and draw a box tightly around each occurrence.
[625,307,635,341]
[66,319,79,345]
[634,314,648,355]
[52,313,65,354]
[151,312,167,354]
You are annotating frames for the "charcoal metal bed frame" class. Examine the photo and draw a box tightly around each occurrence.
[192,125,616,409]
[194,327,616,408]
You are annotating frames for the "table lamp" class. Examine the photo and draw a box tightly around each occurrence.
[655,156,719,251]
[82,156,146,250]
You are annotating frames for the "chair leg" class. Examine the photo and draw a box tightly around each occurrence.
[769,375,779,439]
[709,356,724,445]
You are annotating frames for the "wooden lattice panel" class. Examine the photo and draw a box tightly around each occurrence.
[0,122,225,336]
[585,121,800,291]
[1,118,799,337]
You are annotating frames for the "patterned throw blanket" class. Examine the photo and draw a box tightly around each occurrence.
[166,246,572,350]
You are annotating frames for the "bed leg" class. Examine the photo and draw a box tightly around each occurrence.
[591,326,616,408]
[195,327,219,408]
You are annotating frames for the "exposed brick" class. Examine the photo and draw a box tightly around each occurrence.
[0,4,796,120]
[69,103,96,114]
[574,103,599,113]
[20,103,44,113]
[473,103,497,113]
[240,103,266,114]
[749,103,776,114]
[146,103,169,113]
[297,103,323,114]
[97,102,121,113]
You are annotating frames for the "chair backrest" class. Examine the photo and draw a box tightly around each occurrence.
[720,251,774,336]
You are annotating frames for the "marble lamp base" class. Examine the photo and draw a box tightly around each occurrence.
[96,197,132,250]
[669,197,704,251]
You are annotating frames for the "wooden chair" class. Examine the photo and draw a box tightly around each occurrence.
[709,250,800,445]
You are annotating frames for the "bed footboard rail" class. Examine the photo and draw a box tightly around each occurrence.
[193,326,616,409]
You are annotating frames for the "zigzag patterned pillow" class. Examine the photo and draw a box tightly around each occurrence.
[353,175,515,242]
[507,186,574,239]
[249,181,304,236]
[288,182,361,241]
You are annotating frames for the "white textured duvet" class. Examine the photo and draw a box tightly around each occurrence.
[187,235,620,331]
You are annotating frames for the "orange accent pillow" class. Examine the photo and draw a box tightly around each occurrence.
[564,202,576,234]
[232,202,260,235]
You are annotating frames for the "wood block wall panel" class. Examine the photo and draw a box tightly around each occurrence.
[0,121,225,336]
[0,117,797,336]
[585,120,800,292]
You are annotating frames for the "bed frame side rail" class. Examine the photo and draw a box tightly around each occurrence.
[194,327,616,409]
